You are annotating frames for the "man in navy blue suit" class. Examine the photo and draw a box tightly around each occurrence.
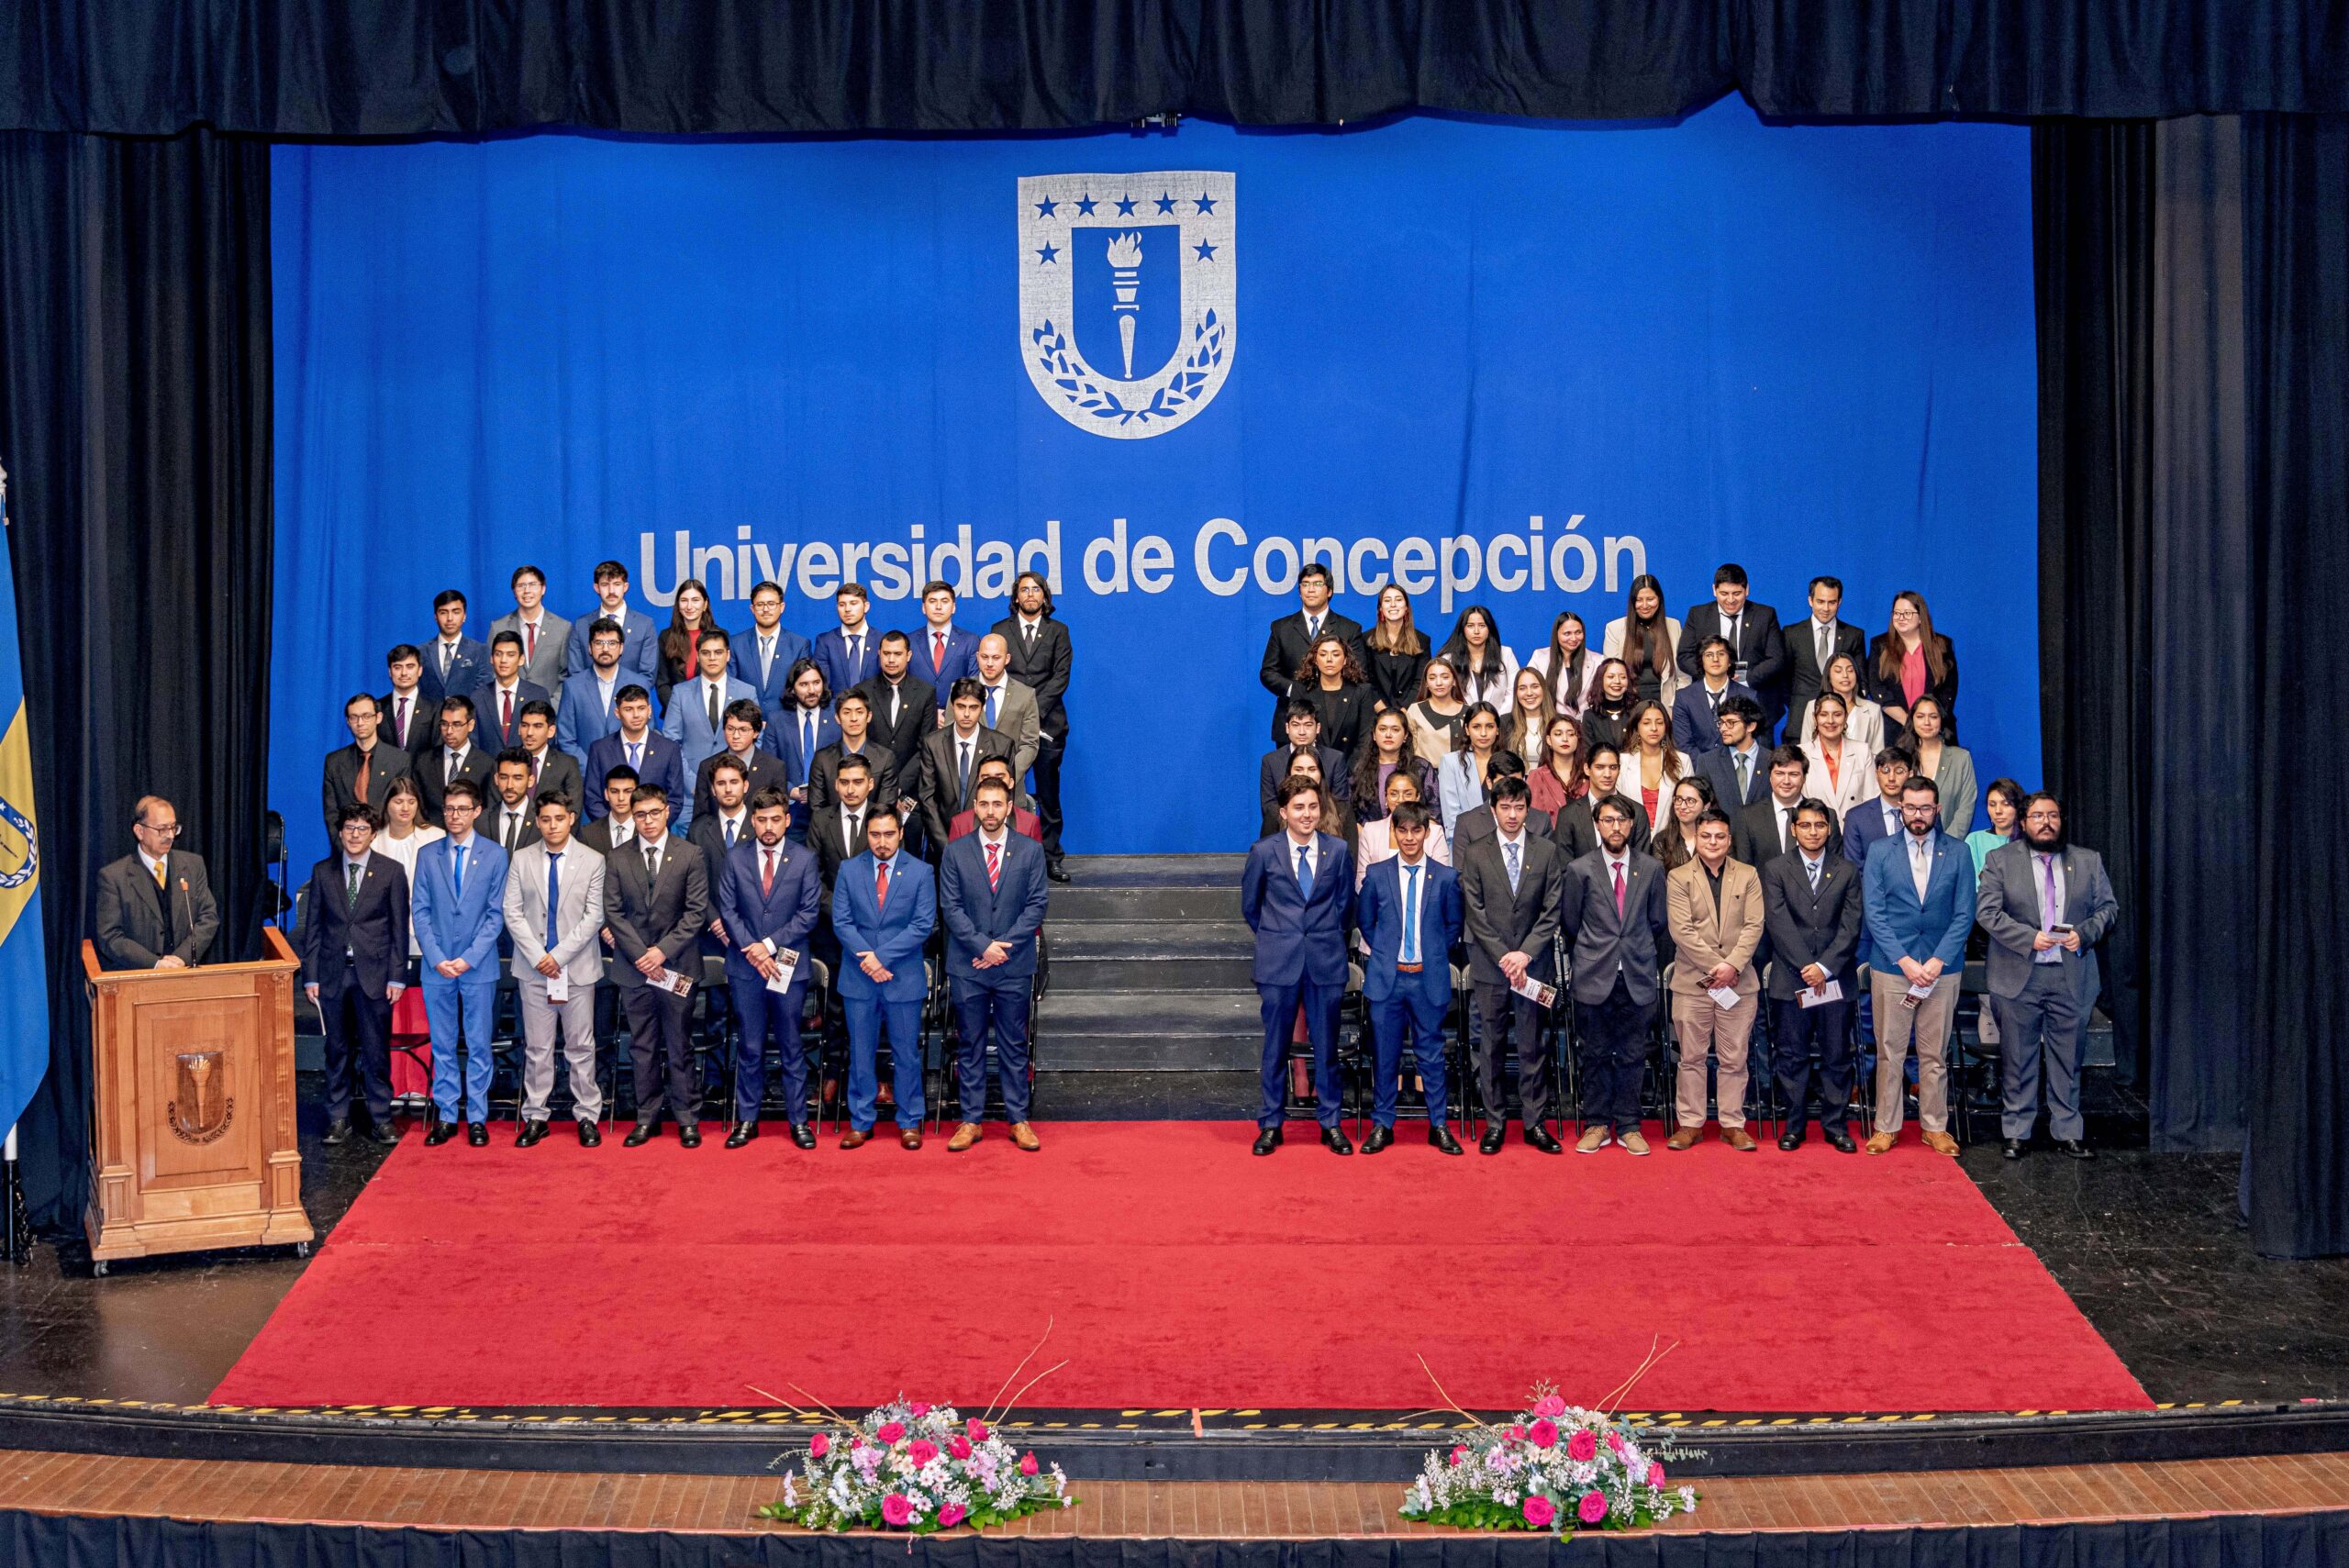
[1695,696,1772,813]
[912,579,982,714]
[731,580,812,711]
[557,618,652,762]
[718,786,825,1149]
[584,686,693,827]
[564,560,661,684]
[1355,801,1464,1154]
[417,588,489,712]
[811,582,880,698]
[831,804,937,1149]
[939,775,1052,1152]
[1240,774,1354,1155]
[1842,749,1914,872]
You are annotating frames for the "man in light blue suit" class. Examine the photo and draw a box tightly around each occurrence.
[831,804,937,1149]
[730,581,812,711]
[557,618,657,762]
[938,775,1051,1151]
[662,628,757,786]
[718,785,825,1149]
[1355,800,1464,1154]
[408,779,509,1144]
[563,560,660,684]
[810,582,880,698]
[1240,774,1354,1155]
[1860,774,1976,1156]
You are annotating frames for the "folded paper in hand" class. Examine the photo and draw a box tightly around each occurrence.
[652,967,696,998]
[1797,977,1844,1009]
[1508,972,1555,1008]
[765,946,800,995]
[1706,984,1742,1011]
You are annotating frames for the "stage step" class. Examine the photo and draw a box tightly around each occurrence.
[1041,854,1259,1073]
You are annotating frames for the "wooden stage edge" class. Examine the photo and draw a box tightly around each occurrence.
[4,1448,2349,1538]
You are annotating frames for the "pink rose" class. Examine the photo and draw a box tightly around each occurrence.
[1521,1495,1556,1527]
[1565,1429,1598,1462]
[907,1439,939,1466]
[1449,1445,1469,1466]
[967,1418,989,1441]
[939,1502,967,1528]
[1606,1430,1626,1453]
[1506,1424,1527,1442]
[909,1402,931,1417]
[1578,1491,1609,1525]
[1533,1395,1568,1418]
[1019,1452,1040,1476]
[949,1436,973,1460]
[875,1421,907,1444]
[881,1494,915,1527]
[1647,1462,1666,1487]
[809,1432,830,1458]
[1528,1418,1558,1450]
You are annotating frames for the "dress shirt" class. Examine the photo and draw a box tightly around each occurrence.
[715,809,747,849]
[595,671,618,710]
[1497,829,1527,893]
[1286,831,1319,888]
[1725,742,1758,797]
[618,732,651,771]
[1809,617,1839,667]
[495,804,531,852]
[1799,849,1826,889]
[440,744,472,784]
[754,629,782,683]
[698,677,728,723]
[607,819,636,849]
[388,687,422,744]
[2033,849,2069,964]
[841,806,864,856]
[1907,831,1933,901]
[1768,796,1801,857]
[435,637,463,674]
[137,846,168,880]
[638,832,670,878]
[1396,854,1429,965]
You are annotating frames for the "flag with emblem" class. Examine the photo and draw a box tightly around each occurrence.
[0,465,47,1139]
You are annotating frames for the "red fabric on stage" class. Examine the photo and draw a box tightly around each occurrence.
[211,1121,2149,1414]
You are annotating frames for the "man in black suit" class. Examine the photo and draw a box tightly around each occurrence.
[1785,573,1868,717]
[604,784,712,1146]
[807,689,898,817]
[1452,751,1552,851]
[514,700,584,811]
[417,695,495,828]
[94,795,222,970]
[471,630,553,751]
[688,755,755,873]
[918,679,1016,850]
[1694,696,1772,814]
[484,750,543,859]
[692,699,786,826]
[296,803,411,1145]
[574,766,637,855]
[1558,795,1671,1155]
[1258,562,1365,742]
[854,630,937,828]
[321,692,411,840]
[807,752,878,978]
[991,570,1074,882]
[381,644,433,754]
[1456,776,1569,1155]
[1736,746,1844,869]
[1258,702,1346,836]
[1552,745,1652,860]
[1676,562,1787,731]
[1759,798,1865,1152]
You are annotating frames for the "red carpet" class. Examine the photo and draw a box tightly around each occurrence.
[211,1121,2149,1414]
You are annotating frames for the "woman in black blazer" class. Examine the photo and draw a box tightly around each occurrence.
[1865,589,1959,746]
[1361,584,1431,715]
[1284,633,1375,758]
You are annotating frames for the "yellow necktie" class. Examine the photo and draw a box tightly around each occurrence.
[152,859,166,893]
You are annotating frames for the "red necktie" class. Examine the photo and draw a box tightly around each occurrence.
[524,620,537,661]
[355,750,370,806]
[502,689,515,740]
[1612,861,1626,917]
[763,849,777,896]
[985,840,1001,891]
[931,631,946,673]
[875,859,891,907]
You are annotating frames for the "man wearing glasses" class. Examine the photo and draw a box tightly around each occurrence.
[95,795,221,970]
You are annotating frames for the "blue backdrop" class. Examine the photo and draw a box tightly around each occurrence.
[270,101,2036,862]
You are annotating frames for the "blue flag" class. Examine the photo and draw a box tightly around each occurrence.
[0,468,48,1137]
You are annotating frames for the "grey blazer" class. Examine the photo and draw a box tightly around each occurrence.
[980,677,1042,781]
[503,839,608,985]
[1456,831,1567,989]
[1975,840,2118,1001]
[95,851,221,969]
[489,608,573,694]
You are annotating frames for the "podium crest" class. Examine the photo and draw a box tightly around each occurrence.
[169,1051,233,1143]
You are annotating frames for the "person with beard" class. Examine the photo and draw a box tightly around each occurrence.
[1976,793,2118,1161]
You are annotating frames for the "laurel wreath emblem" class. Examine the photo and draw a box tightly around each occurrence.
[0,797,35,891]
[1030,309,1227,428]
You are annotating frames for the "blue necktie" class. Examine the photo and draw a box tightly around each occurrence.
[451,842,465,902]
[545,851,562,949]
[985,686,1000,728]
[628,740,641,771]
[1505,839,1521,895]
[1401,862,1420,965]
[800,713,815,785]
[1296,843,1313,899]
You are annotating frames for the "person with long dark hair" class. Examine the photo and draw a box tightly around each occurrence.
[1436,701,1506,834]
[1523,610,1594,718]
[1504,666,1559,768]
[1284,633,1374,758]
[1648,775,1719,873]
[655,577,726,708]
[1349,706,1435,825]
[1438,604,1518,710]
[1602,573,1685,708]
[1619,697,1687,829]
[1407,658,1468,767]
[1906,694,1976,835]
[1867,589,1959,744]
[990,568,1074,883]
[1525,712,1587,828]
[1580,656,1636,752]
[1362,584,1431,714]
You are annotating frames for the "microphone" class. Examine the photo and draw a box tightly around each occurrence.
[176,877,198,968]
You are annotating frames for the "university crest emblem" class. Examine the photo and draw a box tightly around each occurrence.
[169,1051,233,1143]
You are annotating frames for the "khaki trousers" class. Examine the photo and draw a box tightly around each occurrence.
[1868,971,1957,1135]
[1671,988,1757,1129]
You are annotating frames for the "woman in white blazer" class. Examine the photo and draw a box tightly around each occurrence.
[1437,605,1519,712]
[1800,692,1878,824]
[1798,651,1885,755]
[1600,573,1686,710]
[1353,771,1453,890]
[1619,699,1691,830]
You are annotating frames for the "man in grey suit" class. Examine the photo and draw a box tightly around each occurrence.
[504,791,607,1145]
[1976,792,2119,1162]
[489,564,573,693]
[1559,795,1671,1155]
[918,680,1018,850]
[1457,775,1569,1154]
[604,784,712,1146]
[95,795,221,969]
[972,634,1041,784]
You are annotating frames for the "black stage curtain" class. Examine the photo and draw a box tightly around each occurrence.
[0,0,2343,137]
[0,129,274,1234]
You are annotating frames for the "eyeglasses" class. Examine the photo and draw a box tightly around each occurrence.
[138,821,184,839]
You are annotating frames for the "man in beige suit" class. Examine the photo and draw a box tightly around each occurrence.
[502,791,608,1145]
[973,634,1041,787]
[1665,806,1765,1151]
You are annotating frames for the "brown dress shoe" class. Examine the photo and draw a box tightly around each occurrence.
[1921,1130,1961,1156]
[900,1128,924,1151]
[1864,1130,1897,1155]
[1009,1122,1041,1151]
[1665,1127,1703,1151]
[947,1122,982,1152]
[1721,1126,1758,1151]
[839,1129,871,1150]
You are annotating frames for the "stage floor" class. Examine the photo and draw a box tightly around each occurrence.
[207,1119,2149,1415]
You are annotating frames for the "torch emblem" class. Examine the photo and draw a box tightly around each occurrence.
[1019,171,1236,439]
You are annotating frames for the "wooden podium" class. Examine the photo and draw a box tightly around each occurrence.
[83,926,314,1271]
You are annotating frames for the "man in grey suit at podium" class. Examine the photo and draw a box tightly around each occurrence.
[95,795,220,970]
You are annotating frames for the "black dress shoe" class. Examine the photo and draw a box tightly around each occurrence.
[623,1121,660,1147]
[1479,1124,1507,1155]
[515,1120,549,1148]
[465,1121,488,1147]
[1823,1124,1858,1153]
[1525,1126,1564,1155]
[678,1125,703,1149]
[322,1119,352,1146]
[366,1121,400,1147]
[1429,1124,1464,1155]
[1777,1126,1806,1152]
[1252,1126,1283,1156]
[1046,863,1072,884]
[577,1121,602,1147]
[424,1121,459,1147]
[2055,1138,2095,1161]
[725,1122,758,1149]
[790,1123,818,1150]
[1360,1125,1394,1154]
[2002,1138,2026,1160]
[1320,1125,1354,1155]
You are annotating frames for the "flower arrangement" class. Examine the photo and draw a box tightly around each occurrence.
[1399,1387,1698,1535]
[756,1398,1074,1533]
